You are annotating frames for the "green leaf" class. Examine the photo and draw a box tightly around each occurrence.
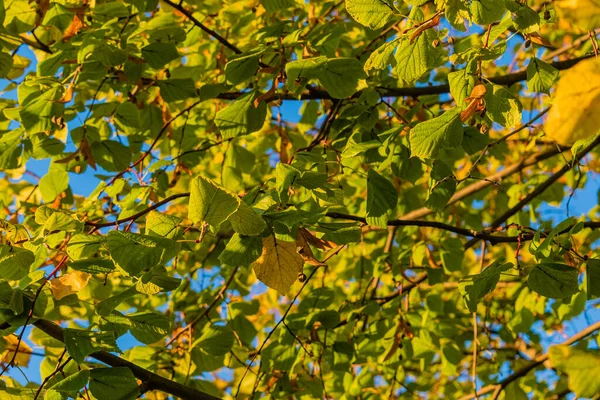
[527,263,579,298]
[189,175,265,235]
[106,231,179,276]
[484,84,522,128]
[526,58,558,94]
[89,368,139,400]
[459,261,512,312]
[136,269,181,294]
[225,49,264,85]
[145,211,183,239]
[189,175,240,229]
[0,245,35,281]
[445,0,469,31]
[128,311,170,344]
[316,222,361,244]
[262,0,297,12]
[548,346,600,398]
[512,3,540,34]
[364,40,397,74]
[90,140,132,172]
[0,130,24,169]
[35,206,81,232]
[193,326,234,356]
[409,109,464,160]
[67,234,103,260]
[285,57,366,99]
[470,0,505,25]
[229,201,267,236]
[587,259,600,299]
[142,42,179,68]
[395,31,439,84]
[48,370,90,392]
[214,92,267,139]
[39,169,69,203]
[64,329,120,363]
[448,69,476,109]
[96,287,138,317]
[366,169,397,227]
[114,102,140,130]
[461,127,489,155]
[219,233,263,266]
[0,53,13,78]
[0,282,24,315]
[69,259,115,274]
[425,179,456,212]
[156,79,198,102]
[345,0,396,30]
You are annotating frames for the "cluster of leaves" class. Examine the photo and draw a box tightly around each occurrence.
[1,0,600,399]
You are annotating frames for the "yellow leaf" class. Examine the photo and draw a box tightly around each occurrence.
[1,335,32,367]
[555,0,600,31]
[49,271,90,300]
[252,236,304,295]
[544,58,600,145]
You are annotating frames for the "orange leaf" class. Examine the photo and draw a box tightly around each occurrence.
[63,15,84,42]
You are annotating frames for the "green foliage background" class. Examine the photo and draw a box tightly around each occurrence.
[0,0,600,399]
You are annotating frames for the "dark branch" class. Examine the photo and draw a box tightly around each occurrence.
[216,55,593,102]
[465,133,600,248]
[32,319,221,400]
[458,319,600,400]
[161,0,242,54]
[85,193,190,228]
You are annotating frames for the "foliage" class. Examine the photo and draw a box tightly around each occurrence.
[0,0,600,399]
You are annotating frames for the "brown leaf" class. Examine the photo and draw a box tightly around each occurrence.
[527,32,554,48]
[296,231,327,267]
[409,14,441,44]
[460,99,481,122]
[467,84,487,100]
[79,138,97,170]
[59,84,74,103]
[298,227,336,250]
[63,14,84,42]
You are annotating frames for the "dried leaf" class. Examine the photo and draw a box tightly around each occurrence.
[63,14,84,42]
[409,14,441,45]
[296,231,326,267]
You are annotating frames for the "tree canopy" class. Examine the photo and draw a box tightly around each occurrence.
[1,0,600,399]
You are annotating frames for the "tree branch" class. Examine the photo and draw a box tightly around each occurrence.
[458,319,600,400]
[85,193,190,228]
[161,0,242,54]
[326,212,524,244]
[465,134,600,248]
[31,320,221,400]
[216,55,593,101]
[106,100,202,186]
